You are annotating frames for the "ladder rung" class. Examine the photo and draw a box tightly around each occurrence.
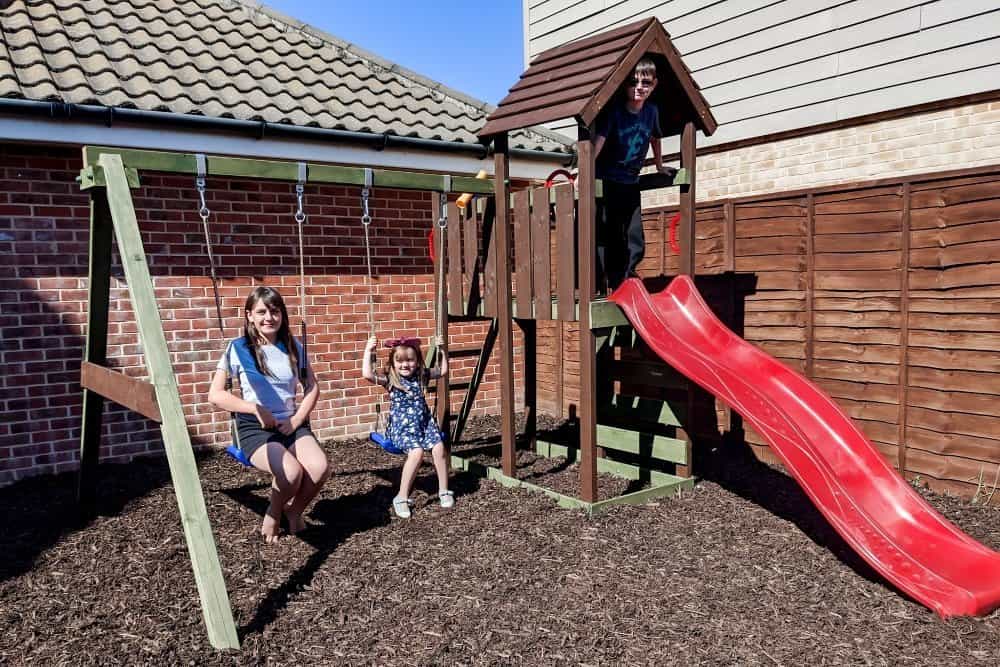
[428,380,472,393]
[447,345,483,356]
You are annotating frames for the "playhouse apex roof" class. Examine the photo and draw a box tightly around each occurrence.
[479,18,717,141]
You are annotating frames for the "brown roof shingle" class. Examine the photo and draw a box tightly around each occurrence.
[480,18,716,140]
[0,0,572,154]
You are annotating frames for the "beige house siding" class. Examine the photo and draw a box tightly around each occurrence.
[644,98,1000,207]
[524,0,1000,148]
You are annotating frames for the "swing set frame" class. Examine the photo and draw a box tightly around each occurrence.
[75,145,493,649]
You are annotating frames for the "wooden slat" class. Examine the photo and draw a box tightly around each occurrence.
[447,202,463,315]
[531,185,552,320]
[482,199,497,318]
[463,199,481,315]
[897,182,912,473]
[512,189,533,319]
[99,154,239,650]
[598,393,683,427]
[80,362,162,422]
[555,183,576,321]
[910,180,1000,208]
[488,86,595,123]
[511,53,619,92]
[501,67,608,107]
[595,425,689,465]
[480,99,590,138]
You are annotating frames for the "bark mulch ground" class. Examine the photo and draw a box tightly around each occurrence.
[2,416,999,666]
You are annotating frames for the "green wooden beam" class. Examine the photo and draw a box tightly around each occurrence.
[599,393,684,428]
[590,299,630,328]
[79,165,140,190]
[99,154,239,650]
[587,477,693,512]
[450,450,692,515]
[535,439,689,486]
[596,424,689,465]
[82,145,495,194]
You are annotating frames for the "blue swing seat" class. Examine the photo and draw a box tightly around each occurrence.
[225,443,254,467]
[369,431,406,456]
[369,429,447,456]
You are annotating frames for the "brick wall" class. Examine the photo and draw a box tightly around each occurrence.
[0,143,516,486]
[646,99,1000,207]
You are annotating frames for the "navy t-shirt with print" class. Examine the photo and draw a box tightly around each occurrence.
[595,101,662,185]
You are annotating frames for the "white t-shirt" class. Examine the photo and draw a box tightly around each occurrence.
[217,339,308,419]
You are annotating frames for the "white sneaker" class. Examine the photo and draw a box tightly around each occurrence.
[392,497,411,518]
[439,490,455,509]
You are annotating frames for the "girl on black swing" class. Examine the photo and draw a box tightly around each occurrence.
[208,286,328,543]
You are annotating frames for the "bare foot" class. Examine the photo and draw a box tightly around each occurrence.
[261,506,282,544]
[286,510,306,535]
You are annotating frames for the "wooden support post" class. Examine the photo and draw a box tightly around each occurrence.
[77,188,114,519]
[520,319,537,452]
[678,121,697,477]
[678,122,697,276]
[98,154,238,650]
[493,134,517,477]
[577,126,598,503]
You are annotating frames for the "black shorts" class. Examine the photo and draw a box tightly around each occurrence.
[234,413,316,462]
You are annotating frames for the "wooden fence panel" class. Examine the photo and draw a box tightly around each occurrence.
[537,166,1000,499]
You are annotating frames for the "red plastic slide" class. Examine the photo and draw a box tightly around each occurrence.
[609,275,1000,617]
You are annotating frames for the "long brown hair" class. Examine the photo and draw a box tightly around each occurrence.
[382,342,428,394]
[243,286,299,378]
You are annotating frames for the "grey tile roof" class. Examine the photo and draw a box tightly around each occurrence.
[0,0,573,154]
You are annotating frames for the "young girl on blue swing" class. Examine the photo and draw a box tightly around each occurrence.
[207,286,328,543]
[362,334,451,518]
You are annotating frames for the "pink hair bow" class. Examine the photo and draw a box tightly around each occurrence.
[383,336,421,349]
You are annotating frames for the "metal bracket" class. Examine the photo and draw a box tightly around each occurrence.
[78,165,141,190]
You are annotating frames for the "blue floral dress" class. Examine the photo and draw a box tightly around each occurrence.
[385,372,445,452]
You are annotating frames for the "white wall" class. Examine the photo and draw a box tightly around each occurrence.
[525,0,1000,149]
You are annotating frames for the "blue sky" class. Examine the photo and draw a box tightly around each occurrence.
[263,1,524,106]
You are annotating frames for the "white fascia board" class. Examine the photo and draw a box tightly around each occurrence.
[0,117,567,181]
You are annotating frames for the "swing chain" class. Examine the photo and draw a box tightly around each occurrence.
[438,175,450,229]
[361,168,375,339]
[294,162,307,224]
[195,154,226,337]
[195,154,210,222]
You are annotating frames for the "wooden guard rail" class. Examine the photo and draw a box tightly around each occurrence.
[446,183,581,321]
[445,171,686,321]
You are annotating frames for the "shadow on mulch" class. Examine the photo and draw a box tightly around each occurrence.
[216,456,489,640]
[696,440,913,599]
[0,456,173,583]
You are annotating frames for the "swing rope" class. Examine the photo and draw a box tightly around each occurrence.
[295,163,309,384]
[195,155,251,466]
[360,168,375,339]
[201,159,311,467]
[363,174,450,455]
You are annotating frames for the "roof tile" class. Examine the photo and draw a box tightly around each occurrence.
[0,0,570,154]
